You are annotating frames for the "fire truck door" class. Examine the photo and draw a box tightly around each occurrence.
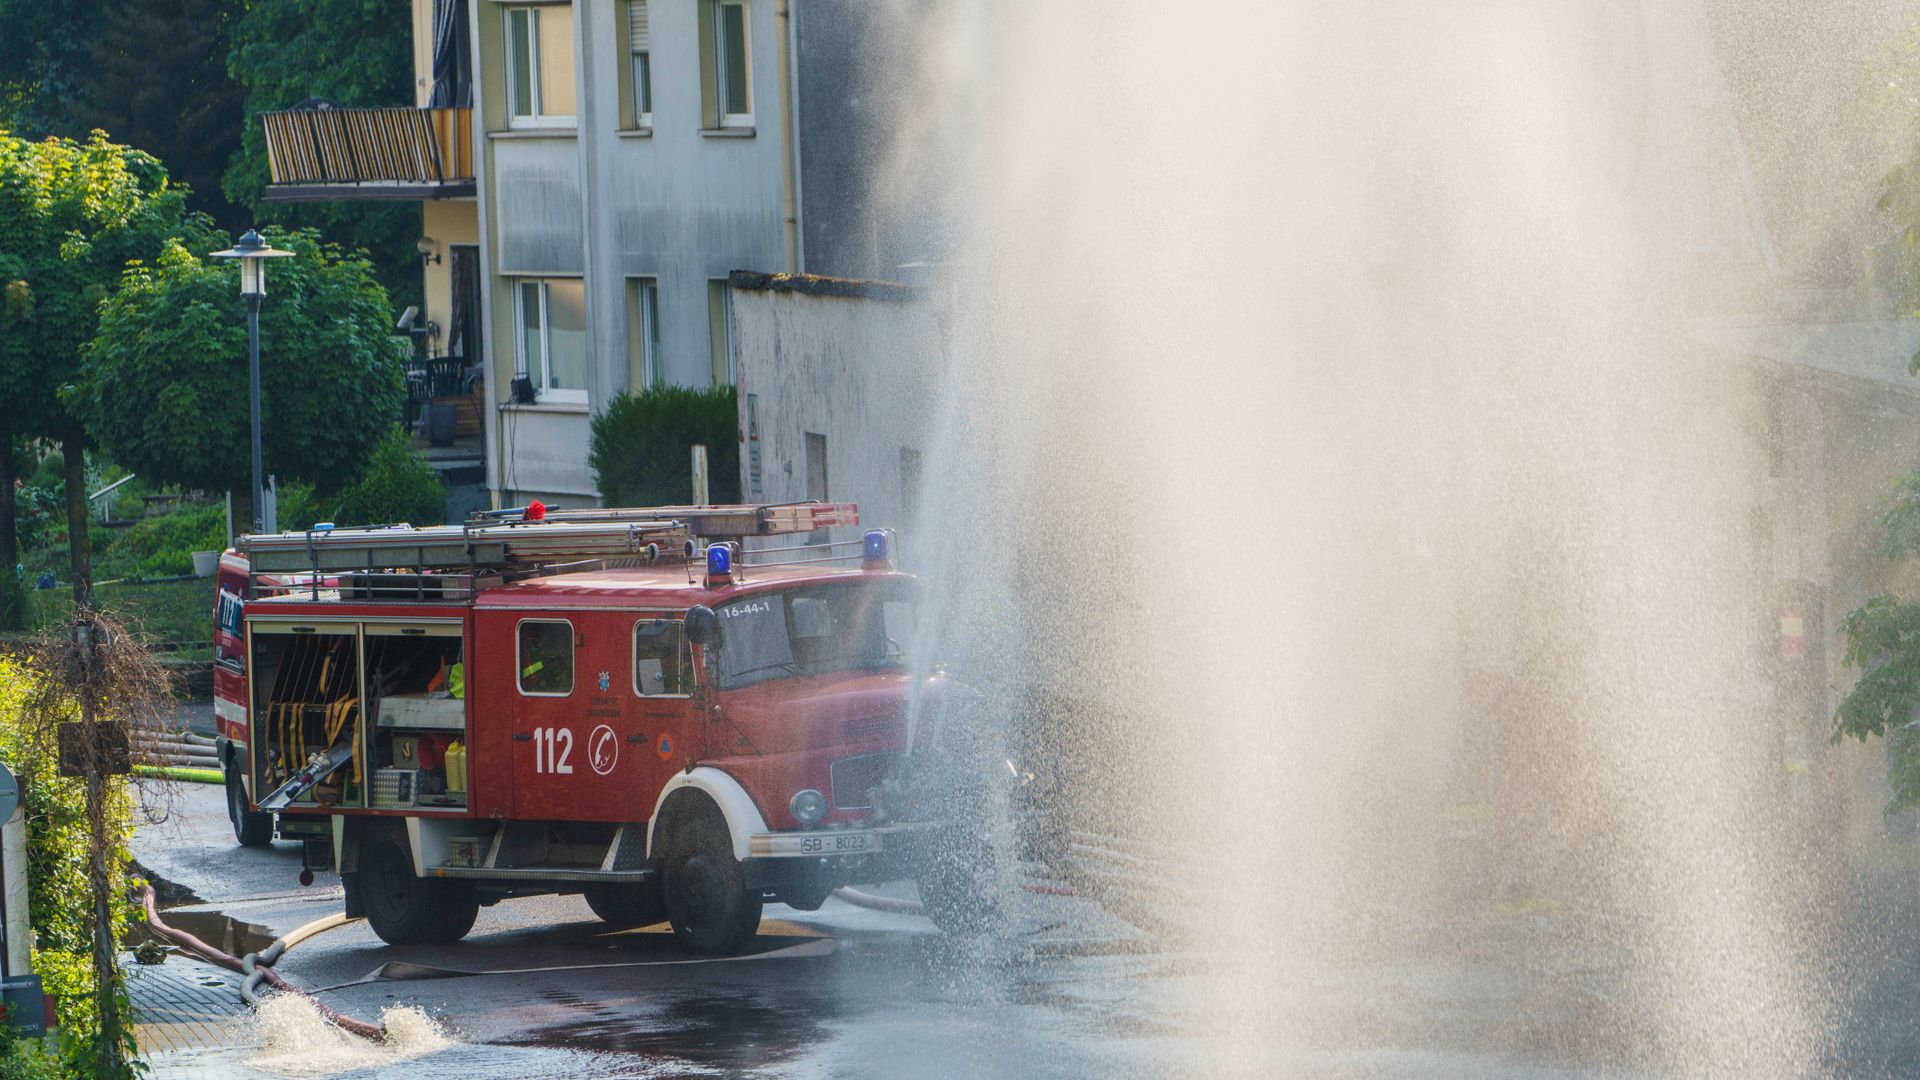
[506,615,643,821]
[633,616,694,806]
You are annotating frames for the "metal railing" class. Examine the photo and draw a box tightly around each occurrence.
[261,106,473,187]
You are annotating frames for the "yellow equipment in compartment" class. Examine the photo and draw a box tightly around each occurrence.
[444,739,468,794]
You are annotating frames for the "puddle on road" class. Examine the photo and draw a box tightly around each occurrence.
[505,987,841,1073]
[133,908,278,958]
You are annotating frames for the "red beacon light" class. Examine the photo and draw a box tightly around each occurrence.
[862,530,892,571]
[525,500,547,521]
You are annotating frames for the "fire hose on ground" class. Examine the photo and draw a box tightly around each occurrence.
[830,878,1080,917]
[138,886,385,1042]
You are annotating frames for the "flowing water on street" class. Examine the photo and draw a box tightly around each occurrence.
[246,996,452,1076]
[879,0,1915,1073]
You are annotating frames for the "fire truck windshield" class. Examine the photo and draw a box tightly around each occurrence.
[712,581,916,690]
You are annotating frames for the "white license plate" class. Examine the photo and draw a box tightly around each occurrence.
[756,830,881,857]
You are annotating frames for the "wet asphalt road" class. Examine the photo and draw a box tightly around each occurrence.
[129,781,1920,1078]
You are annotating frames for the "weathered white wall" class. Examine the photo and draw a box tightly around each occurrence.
[729,282,941,557]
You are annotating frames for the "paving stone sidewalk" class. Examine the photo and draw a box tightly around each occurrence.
[126,954,252,1054]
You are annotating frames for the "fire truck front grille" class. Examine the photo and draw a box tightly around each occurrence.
[841,714,895,742]
[830,752,900,810]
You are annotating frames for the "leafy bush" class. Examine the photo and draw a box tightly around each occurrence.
[0,657,135,1046]
[92,505,225,581]
[326,428,446,527]
[590,386,741,507]
[24,454,62,493]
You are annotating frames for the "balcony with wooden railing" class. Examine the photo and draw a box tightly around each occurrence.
[260,106,474,202]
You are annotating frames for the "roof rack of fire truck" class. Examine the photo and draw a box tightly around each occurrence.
[236,501,862,602]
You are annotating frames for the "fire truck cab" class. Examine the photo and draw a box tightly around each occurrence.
[213,502,942,954]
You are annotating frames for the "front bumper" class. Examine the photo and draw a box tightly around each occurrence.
[747,821,936,859]
[742,822,938,894]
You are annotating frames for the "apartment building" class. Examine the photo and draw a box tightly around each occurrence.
[259,0,895,507]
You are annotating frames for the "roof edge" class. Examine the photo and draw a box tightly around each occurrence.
[727,270,923,302]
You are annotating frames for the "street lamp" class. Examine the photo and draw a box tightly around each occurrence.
[211,230,294,534]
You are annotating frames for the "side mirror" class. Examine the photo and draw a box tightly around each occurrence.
[685,605,723,650]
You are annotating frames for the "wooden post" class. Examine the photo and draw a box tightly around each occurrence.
[75,617,123,1074]
[691,444,710,505]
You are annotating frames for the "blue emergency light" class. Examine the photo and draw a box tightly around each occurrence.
[862,530,891,570]
[707,544,732,577]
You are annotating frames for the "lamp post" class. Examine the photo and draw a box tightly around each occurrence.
[211,230,294,534]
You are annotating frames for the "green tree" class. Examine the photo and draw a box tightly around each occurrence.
[590,386,743,507]
[0,0,246,230]
[65,0,248,231]
[223,0,421,307]
[72,229,408,519]
[0,0,102,132]
[1835,463,1920,809]
[0,132,211,615]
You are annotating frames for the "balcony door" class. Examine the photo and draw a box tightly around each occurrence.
[448,245,483,369]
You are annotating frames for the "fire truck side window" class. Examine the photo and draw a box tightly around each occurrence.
[633,619,691,696]
[517,619,574,696]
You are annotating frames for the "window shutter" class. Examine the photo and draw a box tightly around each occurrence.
[629,0,649,53]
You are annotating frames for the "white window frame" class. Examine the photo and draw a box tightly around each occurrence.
[628,277,662,388]
[513,278,589,405]
[516,618,575,697]
[504,6,576,129]
[711,0,752,127]
[628,0,653,129]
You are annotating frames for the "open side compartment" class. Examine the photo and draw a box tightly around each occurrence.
[248,620,366,809]
[364,621,469,811]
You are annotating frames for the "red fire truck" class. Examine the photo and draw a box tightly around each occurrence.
[212,502,947,954]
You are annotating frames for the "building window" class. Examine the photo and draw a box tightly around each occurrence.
[806,432,829,501]
[625,0,652,128]
[626,277,662,388]
[700,0,751,128]
[805,432,828,544]
[513,278,588,404]
[707,280,734,385]
[505,5,576,127]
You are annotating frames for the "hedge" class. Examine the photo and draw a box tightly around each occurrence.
[589,385,741,507]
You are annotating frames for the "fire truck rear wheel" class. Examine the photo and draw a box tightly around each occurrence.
[359,828,478,946]
[225,759,273,848]
[662,810,761,955]
[583,883,667,927]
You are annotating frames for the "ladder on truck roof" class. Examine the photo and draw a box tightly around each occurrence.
[237,501,861,581]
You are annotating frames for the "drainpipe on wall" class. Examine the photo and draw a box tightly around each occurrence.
[776,0,800,274]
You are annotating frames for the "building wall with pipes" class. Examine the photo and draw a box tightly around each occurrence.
[454,0,885,507]
[726,273,941,555]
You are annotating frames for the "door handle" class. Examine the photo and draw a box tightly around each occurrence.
[512,733,532,742]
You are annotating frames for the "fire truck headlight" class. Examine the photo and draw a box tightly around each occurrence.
[790,789,827,825]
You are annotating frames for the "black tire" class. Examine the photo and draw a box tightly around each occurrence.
[358,827,479,946]
[661,804,761,955]
[583,882,667,927]
[226,760,274,848]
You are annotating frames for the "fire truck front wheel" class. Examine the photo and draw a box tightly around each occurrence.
[359,827,479,946]
[661,805,762,955]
